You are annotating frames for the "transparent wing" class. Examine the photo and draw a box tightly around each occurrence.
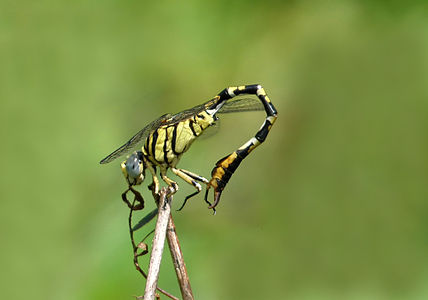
[99,113,172,164]
[99,101,214,164]
[168,97,264,119]
[100,97,263,164]
[166,101,211,123]
[218,97,264,114]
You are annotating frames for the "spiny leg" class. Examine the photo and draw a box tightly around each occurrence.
[178,168,209,184]
[171,168,208,211]
[159,168,179,210]
[160,167,178,193]
[206,84,278,209]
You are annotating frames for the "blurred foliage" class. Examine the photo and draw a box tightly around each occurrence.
[1,0,428,299]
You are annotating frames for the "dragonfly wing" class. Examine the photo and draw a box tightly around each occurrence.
[100,97,263,164]
[99,113,172,164]
[218,97,264,114]
[166,102,208,123]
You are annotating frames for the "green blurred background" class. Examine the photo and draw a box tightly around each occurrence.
[1,0,428,299]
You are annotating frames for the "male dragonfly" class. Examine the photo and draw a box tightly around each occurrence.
[100,84,277,212]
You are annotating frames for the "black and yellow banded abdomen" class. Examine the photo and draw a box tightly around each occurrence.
[206,84,277,209]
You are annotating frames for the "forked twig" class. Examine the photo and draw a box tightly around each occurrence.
[128,185,194,300]
[166,216,194,299]
[143,188,173,300]
[149,187,194,300]
[128,193,178,300]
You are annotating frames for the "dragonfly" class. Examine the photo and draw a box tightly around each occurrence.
[100,84,278,212]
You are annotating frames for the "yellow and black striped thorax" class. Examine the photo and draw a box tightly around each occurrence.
[143,110,215,167]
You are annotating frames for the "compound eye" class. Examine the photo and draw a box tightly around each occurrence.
[125,153,143,178]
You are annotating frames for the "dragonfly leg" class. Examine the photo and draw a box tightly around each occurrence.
[206,84,278,209]
[171,168,208,211]
[160,168,179,194]
[177,168,209,184]
[159,169,179,209]
[145,159,160,194]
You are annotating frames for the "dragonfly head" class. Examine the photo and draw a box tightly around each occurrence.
[121,151,145,186]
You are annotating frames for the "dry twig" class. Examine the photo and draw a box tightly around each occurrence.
[143,188,173,300]
[166,216,194,299]
[128,185,194,300]
[128,193,178,300]
[149,186,194,300]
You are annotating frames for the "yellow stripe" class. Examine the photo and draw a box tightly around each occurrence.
[227,87,238,97]
[191,117,202,136]
[256,88,267,96]
[195,111,214,131]
[175,120,194,153]
[267,115,276,124]
[154,128,166,162]
[148,134,154,157]
[166,126,175,163]
[209,152,239,187]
